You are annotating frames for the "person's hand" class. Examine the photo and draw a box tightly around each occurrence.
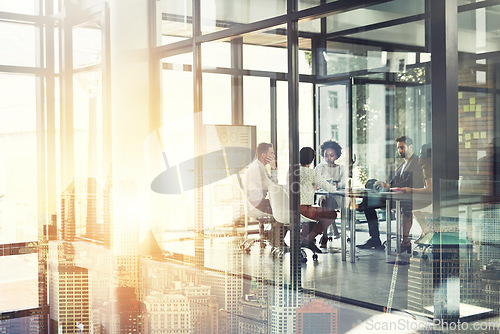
[379,181,389,189]
[266,156,277,170]
[401,187,412,193]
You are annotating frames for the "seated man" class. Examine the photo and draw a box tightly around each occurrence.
[245,142,286,248]
[245,142,277,214]
[357,136,424,251]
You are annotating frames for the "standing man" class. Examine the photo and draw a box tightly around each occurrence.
[357,136,424,252]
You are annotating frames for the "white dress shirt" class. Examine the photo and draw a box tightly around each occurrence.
[244,159,277,205]
[314,162,346,189]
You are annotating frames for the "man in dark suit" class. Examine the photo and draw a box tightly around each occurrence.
[357,136,424,251]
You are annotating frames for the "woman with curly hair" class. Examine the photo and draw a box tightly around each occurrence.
[314,140,345,247]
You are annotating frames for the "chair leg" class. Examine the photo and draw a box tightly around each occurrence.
[241,218,277,253]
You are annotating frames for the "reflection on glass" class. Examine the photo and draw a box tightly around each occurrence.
[317,83,348,168]
[73,23,102,69]
[242,25,288,73]
[0,21,36,67]
[346,21,426,48]
[157,0,193,45]
[352,82,428,186]
[0,254,39,312]
[298,0,338,11]
[159,61,195,254]
[244,76,271,142]
[201,41,231,69]
[200,0,285,35]
[0,74,37,244]
[458,5,500,199]
[326,0,424,34]
[458,5,500,54]
[202,73,231,124]
[0,0,35,15]
[4,0,500,331]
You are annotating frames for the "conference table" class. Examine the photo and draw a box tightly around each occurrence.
[319,188,431,263]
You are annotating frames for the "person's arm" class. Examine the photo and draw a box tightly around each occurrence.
[316,172,337,193]
[269,169,278,183]
[266,156,278,183]
[337,165,346,189]
[401,177,432,193]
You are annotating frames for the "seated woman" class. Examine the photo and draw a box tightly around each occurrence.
[400,143,432,245]
[315,140,345,246]
[299,147,338,254]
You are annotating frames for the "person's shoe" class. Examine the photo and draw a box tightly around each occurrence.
[319,236,328,248]
[356,238,384,250]
[301,240,323,253]
[400,242,412,254]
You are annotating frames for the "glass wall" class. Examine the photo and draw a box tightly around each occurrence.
[0,2,49,332]
[3,0,500,333]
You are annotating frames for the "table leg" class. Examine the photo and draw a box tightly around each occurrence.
[396,200,401,254]
[350,197,356,263]
[386,199,391,255]
[341,199,347,262]
[466,205,472,240]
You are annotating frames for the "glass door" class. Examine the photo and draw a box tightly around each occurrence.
[351,80,429,186]
[316,81,350,172]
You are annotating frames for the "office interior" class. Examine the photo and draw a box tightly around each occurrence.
[2,0,500,333]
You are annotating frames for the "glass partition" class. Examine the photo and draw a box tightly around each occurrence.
[326,0,424,35]
[0,73,38,244]
[457,4,500,198]
[0,21,36,67]
[157,52,195,255]
[405,180,500,320]
[200,0,286,35]
[0,0,36,15]
[156,0,193,45]
[7,0,500,332]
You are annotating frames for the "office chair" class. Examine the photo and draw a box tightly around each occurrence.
[236,175,276,254]
[268,184,318,262]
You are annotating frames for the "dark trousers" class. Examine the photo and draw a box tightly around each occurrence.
[363,208,380,241]
[360,201,412,242]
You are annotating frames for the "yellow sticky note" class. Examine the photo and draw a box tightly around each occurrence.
[470,97,475,104]
[476,111,481,118]
[458,92,463,99]
[481,131,487,139]
[470,104,476,111]
[465,142,471,149]
[464,105,469,112]
[459,135,463,142]
[474,132,479,139]
[477,105,481,112]
[465,133,471,140]
[459,128,463,134]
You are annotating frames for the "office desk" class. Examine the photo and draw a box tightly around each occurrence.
[320,189,430,262]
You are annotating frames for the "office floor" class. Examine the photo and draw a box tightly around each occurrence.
[163,217,412,310]
[162,218,500,333]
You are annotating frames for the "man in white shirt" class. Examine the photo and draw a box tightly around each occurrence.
[245,142,277,214]
[244,143,288,250]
